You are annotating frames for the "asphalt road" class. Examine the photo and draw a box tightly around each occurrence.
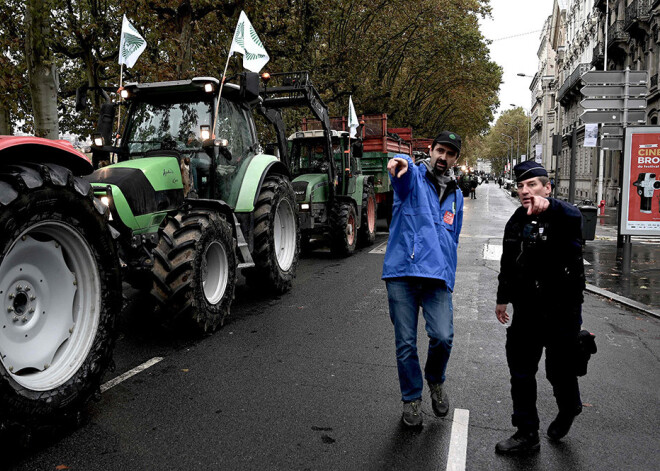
[7,182,660,470]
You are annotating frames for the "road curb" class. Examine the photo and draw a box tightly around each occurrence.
[585,283,660,319]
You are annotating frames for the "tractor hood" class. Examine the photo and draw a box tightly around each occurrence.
[292,173,329,204]
[87,157,184,229]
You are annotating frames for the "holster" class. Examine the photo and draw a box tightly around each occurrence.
[575,330,597,376]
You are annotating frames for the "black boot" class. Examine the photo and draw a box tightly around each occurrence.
[495,430,540,454]
[547,409,581,441]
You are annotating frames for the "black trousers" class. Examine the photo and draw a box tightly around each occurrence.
[505,304,583,431]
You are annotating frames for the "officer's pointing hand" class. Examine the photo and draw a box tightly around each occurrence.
[387,157,408,178]
[527,195,550,215]
[496,304,509,324]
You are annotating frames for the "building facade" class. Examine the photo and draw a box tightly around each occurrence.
[534,0,660,205]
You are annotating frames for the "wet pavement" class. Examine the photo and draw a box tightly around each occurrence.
[576,207,659,309]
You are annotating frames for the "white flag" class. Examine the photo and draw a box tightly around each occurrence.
[229,11,269,73]
[118,15,146,68]
[348,96,359,139]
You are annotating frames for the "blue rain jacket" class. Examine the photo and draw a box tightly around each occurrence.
[382,154,464,291]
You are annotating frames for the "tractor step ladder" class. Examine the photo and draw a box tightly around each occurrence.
[234,215,255,269]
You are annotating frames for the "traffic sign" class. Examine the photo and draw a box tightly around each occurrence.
[581,98,647,109]
[581,85,648,97]
[581,110,646,124]
[581,70,648,84]
[601,137,623,150]
[601,125,623,137]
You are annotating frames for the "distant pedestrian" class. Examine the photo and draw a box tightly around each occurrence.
[498,177,503,188]
[469,176,478,199]
[382,131,464,428]
[494,161,586,454]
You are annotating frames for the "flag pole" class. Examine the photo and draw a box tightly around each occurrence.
[212,54,232,139]
[116,63,124,138]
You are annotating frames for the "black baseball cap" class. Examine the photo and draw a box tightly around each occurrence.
[432,131,462,154]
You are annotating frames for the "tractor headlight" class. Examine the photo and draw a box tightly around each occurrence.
[100,196,110,206]
[300,203,310,210]
[204,83,214,93]
[93,133,104,147]
[200,125,211,140]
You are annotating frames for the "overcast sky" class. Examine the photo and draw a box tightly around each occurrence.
[479,0,557,120]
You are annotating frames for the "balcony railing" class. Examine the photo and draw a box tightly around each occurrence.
[625,0,652,31]
[557,63,590,103]
[608,20,630,47]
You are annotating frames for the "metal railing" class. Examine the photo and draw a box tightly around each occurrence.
[608,20,630,46]
[625,0,652,30]
[557,63,590,102]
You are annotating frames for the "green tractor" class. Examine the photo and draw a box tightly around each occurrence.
[259,72,377,256]
[83,73,299,331]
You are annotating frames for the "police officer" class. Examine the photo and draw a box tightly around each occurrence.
[494,161,586,454]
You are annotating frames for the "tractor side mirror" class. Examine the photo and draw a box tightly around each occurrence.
[241,73,260,101]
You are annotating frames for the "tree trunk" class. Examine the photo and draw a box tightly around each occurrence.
[0,107,10,135]
[175,0,193,79]
[25,0,59,139]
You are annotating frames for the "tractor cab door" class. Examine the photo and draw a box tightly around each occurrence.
[210,97,259,206]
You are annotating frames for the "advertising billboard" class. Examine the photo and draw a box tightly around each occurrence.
[621,127,660,236]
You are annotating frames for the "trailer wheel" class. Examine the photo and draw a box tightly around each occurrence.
[151,210,237,332]
[358,183,377,246]
[330,202,357,257]
[244,174,300,294]
[0,163,121,431]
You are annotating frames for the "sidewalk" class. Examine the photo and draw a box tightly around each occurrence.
[583,207,660,315]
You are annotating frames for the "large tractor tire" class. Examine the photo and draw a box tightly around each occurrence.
[0,163,121,431]
[244,174,300,294]
[151,209,237,332]
[330,202,358,257]
[358,182,377,247]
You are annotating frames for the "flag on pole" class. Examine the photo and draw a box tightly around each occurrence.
[118,15,146,68]
[348,96,358,139]
[229,11,270,73]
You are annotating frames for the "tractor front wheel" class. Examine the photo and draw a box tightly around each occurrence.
[151,210,237,332]
[330,202,357,257]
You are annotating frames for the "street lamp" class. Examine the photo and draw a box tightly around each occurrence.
[501,133,515,179]
[504,122,520,164]
[498,139,511,177]
[510,103,531,160]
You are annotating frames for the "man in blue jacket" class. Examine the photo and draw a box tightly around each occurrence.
[382,131,464,427]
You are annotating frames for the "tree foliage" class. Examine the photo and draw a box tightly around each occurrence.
[1,0,502,143]
[467,107,531,174]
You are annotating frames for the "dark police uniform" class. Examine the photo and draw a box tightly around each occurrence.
[496,197,586,433]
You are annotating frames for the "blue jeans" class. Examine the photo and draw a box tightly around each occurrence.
[386,277,454,402]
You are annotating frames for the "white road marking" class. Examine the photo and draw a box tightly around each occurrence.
[100,357,164,393]
[446,408,470,471]
[584,259,591,265]
[370,240,388,254]
[482,243,503,261]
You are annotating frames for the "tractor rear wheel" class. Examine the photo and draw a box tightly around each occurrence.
[358,183,377,246]
[244,174,300,294]
[0,163,121,432]
[330,202,357,256]
[151,210,236,332]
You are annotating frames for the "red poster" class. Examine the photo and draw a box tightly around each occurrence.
[626,131,660,232]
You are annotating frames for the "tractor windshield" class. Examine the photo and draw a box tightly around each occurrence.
[124,99,213,156]
[290,137,342,176]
